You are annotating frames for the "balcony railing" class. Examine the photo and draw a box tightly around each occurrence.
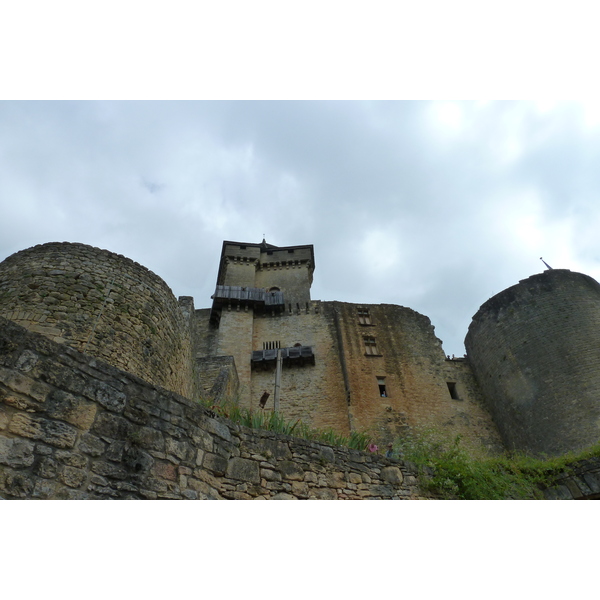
[212,285,284,307]
[210,285,285,325]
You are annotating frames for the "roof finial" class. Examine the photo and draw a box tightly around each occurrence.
[540,257,553,270]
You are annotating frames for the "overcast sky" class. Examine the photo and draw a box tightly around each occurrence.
[2,100,600,356]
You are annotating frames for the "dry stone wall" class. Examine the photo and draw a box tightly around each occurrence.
[0,242,193,398]
[0,317,422,500]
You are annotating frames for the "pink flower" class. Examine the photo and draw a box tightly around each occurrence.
[368,443,379,453]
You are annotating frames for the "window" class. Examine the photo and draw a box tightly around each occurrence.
[263,340,281,350]
[287,249,295,254]
[447,382,459,400]
[364,336,379,355]
[377,376,387,397]
[239,245,247,249]
[358,307,372,325]
[267,286,280,292]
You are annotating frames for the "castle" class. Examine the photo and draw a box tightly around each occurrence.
[2,239,600,459]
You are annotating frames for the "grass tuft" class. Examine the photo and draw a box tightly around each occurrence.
[198,398,372,451]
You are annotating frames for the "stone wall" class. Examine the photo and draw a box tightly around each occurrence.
[210,299,503,455]
[0,317,422,500]
[194,355,239,404]
[0,242,193,399]
[250,302,350,433]
[466,269,600,456]
[331,302,504,455]
[541,457,600,500]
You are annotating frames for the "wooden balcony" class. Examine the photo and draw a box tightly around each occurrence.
[210,285,285,325]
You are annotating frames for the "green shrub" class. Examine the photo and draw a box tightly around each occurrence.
[394,427,600,499]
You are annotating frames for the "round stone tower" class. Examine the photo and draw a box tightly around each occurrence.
[465,269,600,456]
[0,242,193,398]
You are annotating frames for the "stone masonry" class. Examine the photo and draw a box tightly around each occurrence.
[0,317,422,500]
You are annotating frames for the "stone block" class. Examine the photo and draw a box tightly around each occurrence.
[187,478,221,499]
[582,471,600,494]
[78,433,106,457]
[90,381,127,413]
[90,474,109,486]
[1,387,42,412]
[36,456,58,479]
[271,492,296,500]
[204,453,229,476]
[0,437,35,468]
[0,467,34,498]
[227,491,252,500]
[310,488,338,500]
[381,466,404,485]
[227,457,260,484]
[260,468,282,482]
[348,472,362,485]
[15,349,39,373]
[91,411,132,441]
[55,450,87,468]
[564,479,584,499]
[32,478,57,499]
[0,365,50,402]
[203,417,232,442]
[153,460,178,481]
[279,460,305,481]
[370,484,394,498]
[191,428,214,452]
[166,437,190,461]
[304,471,318,483]
[291,481,309,497]
[45,390,97,430]
[327,471,346,488]
[9,413,78,449]
[60,466,87,488]
[91,460,129,480]
[319,446,335,463]
[260,438,292,460]
[105,441,126,462]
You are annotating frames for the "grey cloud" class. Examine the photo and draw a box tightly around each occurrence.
[2,101,600,356]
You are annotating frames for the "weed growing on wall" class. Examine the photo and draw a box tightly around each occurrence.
[198,398,372,451]
[395,427,600,499]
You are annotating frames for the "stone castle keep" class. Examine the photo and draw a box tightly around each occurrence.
[2,237,600,479]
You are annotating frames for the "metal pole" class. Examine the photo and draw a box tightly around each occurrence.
[274,348,282,412]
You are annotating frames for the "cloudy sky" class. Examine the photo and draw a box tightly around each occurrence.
[2,100,600,356]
